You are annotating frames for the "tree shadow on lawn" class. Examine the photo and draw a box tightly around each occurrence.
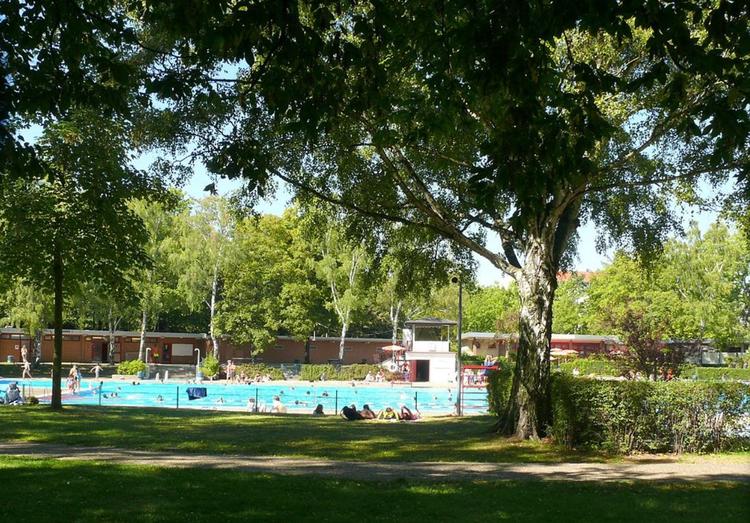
[1,457,748,523]
[1,406,609,463]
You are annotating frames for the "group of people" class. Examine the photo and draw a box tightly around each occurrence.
[340,403,419,421]
[66,365,83,393]
[363,369,388,383]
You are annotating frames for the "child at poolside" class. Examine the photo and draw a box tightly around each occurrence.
[90,364,102,379]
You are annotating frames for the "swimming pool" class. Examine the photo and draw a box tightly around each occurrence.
[0,379,490,415]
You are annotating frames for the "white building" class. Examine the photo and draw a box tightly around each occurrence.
[402,318,458,384]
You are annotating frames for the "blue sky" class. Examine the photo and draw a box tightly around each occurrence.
[183,164,723,287]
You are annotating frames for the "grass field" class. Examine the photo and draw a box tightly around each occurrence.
[2,456,748,522]
[0,405,608,463]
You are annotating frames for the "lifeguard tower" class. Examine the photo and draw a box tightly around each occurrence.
[401,318,457,383]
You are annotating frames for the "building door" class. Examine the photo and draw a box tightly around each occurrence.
[415,360,430,382]
[162,344,171,363]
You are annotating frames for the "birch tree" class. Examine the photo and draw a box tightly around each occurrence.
[175,196,235,358]
[140,0,750,437]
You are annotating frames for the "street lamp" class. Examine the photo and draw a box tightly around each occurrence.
[450,274,463,416]
[145,347,151,364]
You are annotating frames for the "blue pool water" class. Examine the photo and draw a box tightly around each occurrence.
[0,379,489,415]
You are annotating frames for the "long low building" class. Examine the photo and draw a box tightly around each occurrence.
[462,331,622,357]
[0,327,394,366]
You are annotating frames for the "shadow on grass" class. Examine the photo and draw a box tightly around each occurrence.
[0,405,613,464]
[1,456,748,523]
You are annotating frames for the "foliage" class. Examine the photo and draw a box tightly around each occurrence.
[298,364,397,382]
[116,360,147,376]
[680,366,750,382]
[557,357,619,377]
[199,354,220,379]
[141,0,750,438]
[549,375,750,453]
[588,224,750,347]
[552,275,591,334]
[485,360,515,418]
[216,211,331,353]
[234,364,285,381]
[609,310,688,379]
[173,196,236,356]
[463,285,519,333]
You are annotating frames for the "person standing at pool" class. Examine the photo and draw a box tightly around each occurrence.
[90,364,102,380]
[20,344,29,363]
[21,360,32,379]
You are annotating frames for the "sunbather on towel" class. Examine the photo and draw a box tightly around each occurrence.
[377,406,399,420]
[340,404,363,421]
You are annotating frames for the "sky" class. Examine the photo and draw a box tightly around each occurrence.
[183,163,722,287]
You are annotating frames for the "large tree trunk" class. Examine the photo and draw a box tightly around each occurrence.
[499,238,557,439]
[137,309,147,361]
[51,244,63,410]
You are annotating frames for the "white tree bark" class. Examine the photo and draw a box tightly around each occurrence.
[137,309,147,361]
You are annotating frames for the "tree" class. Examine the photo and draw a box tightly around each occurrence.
[141,1,750,438]
[464,285,520,333]
[0,280,53,363]
[312,217,372,361]
[216,211,329,356]
[129,198,183,362]
[175,196,236,358]
[609,310,687,380]
[552,276,591,334]
[0,110,163,408]
[589,222,750,347]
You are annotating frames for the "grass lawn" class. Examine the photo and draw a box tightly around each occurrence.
[3,456,748,522]
[0,405,606,463]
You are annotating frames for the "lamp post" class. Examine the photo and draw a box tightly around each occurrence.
[451,274,463,416]
[194,348,202,381]
[145,347,151,364]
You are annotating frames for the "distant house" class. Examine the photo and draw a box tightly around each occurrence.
[462,332,621,358]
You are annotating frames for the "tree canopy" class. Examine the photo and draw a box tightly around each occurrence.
[135,0,750,438]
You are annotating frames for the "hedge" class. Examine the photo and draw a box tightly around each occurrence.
[235,363,285,381]
[557,357,618,377]
[681,366,750,382]
[299,363,400,381]
[487,371,750,453]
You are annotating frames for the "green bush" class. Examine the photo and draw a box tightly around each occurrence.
[681,366,750,381]
[235,363,285,381]
[557,356,618,377]
[200,354,221,379]
[299,363,397,381]
[550,375,750,453]
[485,359,514,416]
[116,360,147,375]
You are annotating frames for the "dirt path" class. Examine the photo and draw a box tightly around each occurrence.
[1,441,748,482]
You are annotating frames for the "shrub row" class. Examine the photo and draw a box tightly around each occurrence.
[557,357,618,377]
[116,360,146,375]
[551,375,749,453]
[487,371,750,453]
[298,363,399,381]
[235,363,285,381]
[681,366,750,381]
